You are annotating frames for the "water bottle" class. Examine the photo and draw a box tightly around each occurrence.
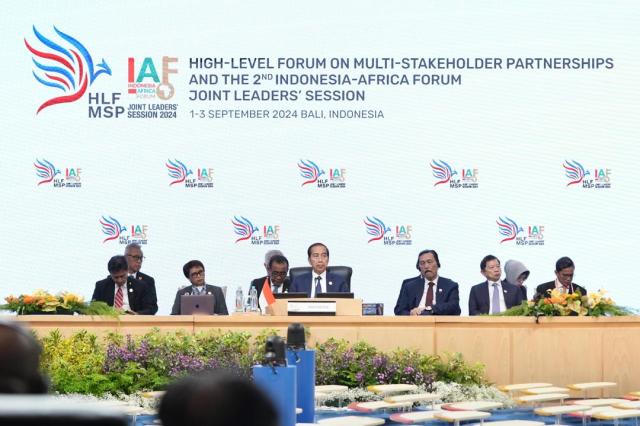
[235,286,244,313]
[249,286,258,312]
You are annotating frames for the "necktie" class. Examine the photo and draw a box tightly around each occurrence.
[425,282,434,307]
[315,276,322,296]
[272,285,279,294]
[114,285,124,309]
[491,283,501,314]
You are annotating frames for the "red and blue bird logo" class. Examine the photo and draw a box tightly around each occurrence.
[430,159,458,186]
[33,158,60,186]
[364,216,391,243]
[232,216,259,243]
[496,216,523,244]
[563,160,589,186]
[100,216,126,243]
[25,26,111,114]
[166,159,194,186]
[297,159,325,186]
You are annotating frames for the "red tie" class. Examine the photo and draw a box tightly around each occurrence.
[114,285,124,309]
[425,282,434,307]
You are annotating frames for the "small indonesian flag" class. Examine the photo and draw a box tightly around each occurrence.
[258,277,276,314]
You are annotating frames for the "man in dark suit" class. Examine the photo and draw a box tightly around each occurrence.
[92,255,158,315]
[535,256,586,300]
[171,260,228,315]
[469,255,524,315]
[394,249,461,316]
[249,252,290,310]
[125,243,157,302]
[290,243,348,296]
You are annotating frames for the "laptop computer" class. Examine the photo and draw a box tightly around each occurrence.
[274,292,308,299]
[316,292,354,299]
[180,294,215,315]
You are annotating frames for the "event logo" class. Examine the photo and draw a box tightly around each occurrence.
[364,216,412,245]
[430,159,478,189]
[563,160,611,189]
[166,159,213,188]
[128,56,178,100]
[100,215,148,245]
[298,159,346,189]
[25,26,111,114]
[232,216,280,245]
[34,158,81,188]
[496,216,544,246]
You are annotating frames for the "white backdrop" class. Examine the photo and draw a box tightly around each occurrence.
[1,1,638,314]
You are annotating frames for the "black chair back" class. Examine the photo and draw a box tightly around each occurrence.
[288,266,352,291]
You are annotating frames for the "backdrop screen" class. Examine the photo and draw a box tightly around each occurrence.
[2,1,638,314]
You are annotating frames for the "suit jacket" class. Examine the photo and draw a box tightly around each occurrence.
[289,272,348,296]
[394,276,461,316]
[534,281,587,301]
[171,284,228,315]
[249,276,291,308]
[92,276,158,315]
[468,280,524,315]
[132,271,157,302]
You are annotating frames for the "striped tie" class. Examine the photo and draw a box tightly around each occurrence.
[114,285,124,309]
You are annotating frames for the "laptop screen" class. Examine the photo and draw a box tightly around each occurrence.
[180,294,215,315]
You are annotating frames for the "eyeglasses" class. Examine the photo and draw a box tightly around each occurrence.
[189,270,204,278]
[127,254,145,261]
[270,271,288,277]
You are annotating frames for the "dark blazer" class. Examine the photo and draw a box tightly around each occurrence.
[170,284,228,315]
[290,272,348,296]
[92,276,158,315]
[534,281,587,301]
[132,271,157,302]
[249,276,291,308]
[468,280,524,315]
[394,276,461,316]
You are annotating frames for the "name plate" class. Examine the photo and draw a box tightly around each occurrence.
[287,300,337,316]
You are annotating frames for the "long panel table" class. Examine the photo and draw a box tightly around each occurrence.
[10,315,640,395]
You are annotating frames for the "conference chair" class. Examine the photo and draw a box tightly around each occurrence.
[288,266,353,292]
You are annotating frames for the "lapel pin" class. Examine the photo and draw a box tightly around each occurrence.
[438,288,443,292]
[207,292,212,295]
[503,289,507,293]
[329,281,333,286]
[129,288,133,293]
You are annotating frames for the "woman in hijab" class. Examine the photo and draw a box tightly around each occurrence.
[504,259,530,300]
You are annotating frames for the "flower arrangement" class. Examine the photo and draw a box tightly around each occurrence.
[2,289,117,315]
[37,329,488,396]
[497,289,633,318]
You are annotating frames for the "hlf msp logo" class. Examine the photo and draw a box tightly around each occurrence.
[563,160,611,189]
[232,216,280,245]
[496,216,544,246]
[364,216,413,246]
[34,158,82,188]
[100,215,148,245]
[430,159,478,189]
[298,159,346,189]
[166,159,213,188]
[25,26,111,114]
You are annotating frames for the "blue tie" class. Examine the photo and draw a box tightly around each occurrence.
[491,283,501,314]
[315,276,322,296]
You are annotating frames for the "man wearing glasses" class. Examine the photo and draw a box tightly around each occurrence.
[290,242,348,297]
[170,260,228,315]
[125,243,157,305]
[249,251,290,311]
